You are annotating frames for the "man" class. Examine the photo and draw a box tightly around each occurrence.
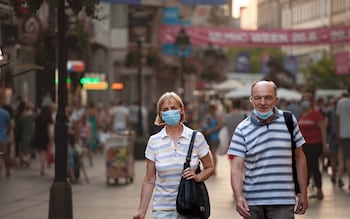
[222,99,246,158]
[0,91,11,178]
[228,80,308,219]
[110,100,130,132]
[223,98,246,142]
[336,85,350,190]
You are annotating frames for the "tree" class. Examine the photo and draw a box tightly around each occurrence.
[300,53,350,90]
[10,0,100,18]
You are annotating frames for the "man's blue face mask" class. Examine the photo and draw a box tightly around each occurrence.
[253,109,273,120]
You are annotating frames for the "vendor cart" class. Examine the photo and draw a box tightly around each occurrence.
[105,131,135,185]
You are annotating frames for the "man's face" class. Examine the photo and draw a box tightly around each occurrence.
[250,81,279,113]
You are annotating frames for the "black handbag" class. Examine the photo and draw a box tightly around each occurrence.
[176,131,211,219]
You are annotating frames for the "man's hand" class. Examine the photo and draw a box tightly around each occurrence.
[235,196,251,218]
[294,194,308,215]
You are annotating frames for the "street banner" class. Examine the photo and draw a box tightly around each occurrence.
[162,7,180,25]
[159,25,350,47]
[334,51,349,75]
[182,0,226,5]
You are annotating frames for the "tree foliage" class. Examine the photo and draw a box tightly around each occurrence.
[300,53,350,89]
[10,0,100,18]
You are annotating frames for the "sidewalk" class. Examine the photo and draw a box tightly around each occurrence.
[0,153,349,219]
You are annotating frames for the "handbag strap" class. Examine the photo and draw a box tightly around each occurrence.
[184,130,198,169]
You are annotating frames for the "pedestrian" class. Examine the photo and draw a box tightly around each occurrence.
[78,113,93,167]
[201,104,223,175]
[336,86,350,190]
[222,99,246,158]
[0,91,11,178]
[2,103,15,177]
[67,133,75,183]
[228,80,308,219]
[286,99,302,120]
[86,102,98,152]
[132,92,214,219]
[110,100,130,133]
[18,101,36,167]
[327,96,344,187]
[298,92,328,199]
[31,106,54,176]
[14,97,26,163]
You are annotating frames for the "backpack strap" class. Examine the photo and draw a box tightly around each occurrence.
[284,111,300,194]
[283,111,295,150]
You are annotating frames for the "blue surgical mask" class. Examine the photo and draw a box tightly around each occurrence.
[161,109,181,126]
[300,100,310,110]
[253,109,273,120]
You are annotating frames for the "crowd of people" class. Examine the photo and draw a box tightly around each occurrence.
[0,96,159,181]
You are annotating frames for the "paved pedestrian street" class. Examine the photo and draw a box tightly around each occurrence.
[1,153,349,219]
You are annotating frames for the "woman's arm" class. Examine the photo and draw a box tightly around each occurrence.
[133,159,156,219]
[182,152,214,182]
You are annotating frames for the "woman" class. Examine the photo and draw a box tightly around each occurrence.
[202,104,223,174]
[86,102,98,152]
[298,93,328,199]
[32,106,53,176]
[133,92,214,219]
[18,102,36,167]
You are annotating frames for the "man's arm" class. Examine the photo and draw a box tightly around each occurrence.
[230,156,251,218]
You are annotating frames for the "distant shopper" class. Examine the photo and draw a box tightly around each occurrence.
[222,99,246,158]
[110,100,130,132]
[327,96,344,187]
[0,92,11,178]
[18,102,36,167]
[32,106,54,176]
[201,104,223,174]
[336,86,350,190]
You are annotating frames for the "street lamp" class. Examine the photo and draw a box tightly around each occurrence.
[203,43,227,81]
[48,0,72,219]
[129,7,149,137]
[203,43,217,65]
[175,28,191,99]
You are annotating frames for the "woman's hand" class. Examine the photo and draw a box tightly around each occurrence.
[182,167,198,181]
[132,210,145,219]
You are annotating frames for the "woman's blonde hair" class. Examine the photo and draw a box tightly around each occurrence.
[154,92,186,126]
